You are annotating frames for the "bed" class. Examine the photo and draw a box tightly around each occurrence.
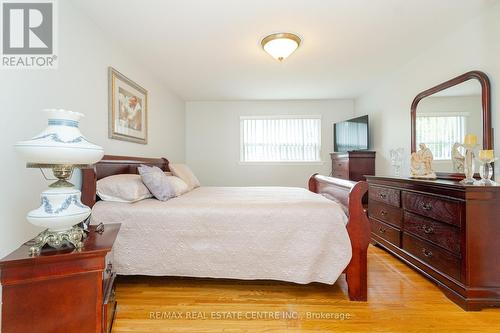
[82,155,370,301]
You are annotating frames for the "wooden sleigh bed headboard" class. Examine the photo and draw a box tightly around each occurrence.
[81,155,170,208]
[81,156,370,301]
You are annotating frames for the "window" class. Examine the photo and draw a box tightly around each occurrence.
[416,115,466,160]
[240,116,321,162]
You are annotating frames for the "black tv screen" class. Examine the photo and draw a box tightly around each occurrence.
[333,115,369,152]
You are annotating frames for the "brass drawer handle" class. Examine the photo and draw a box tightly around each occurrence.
[422,225,434,234]
[378,227,386,234]
[380,210,387,216]
[379,193,387,199]
[421,203,433,211]
[422,248,433,258]
[105,262,113,274]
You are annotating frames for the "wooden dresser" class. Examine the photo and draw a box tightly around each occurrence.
[0,224,120,333]
[366,176,500,310]
[330,151,375,181]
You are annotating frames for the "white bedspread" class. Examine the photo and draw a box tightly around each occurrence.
[91,186,352,284]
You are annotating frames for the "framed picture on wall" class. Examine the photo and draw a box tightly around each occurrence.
[108,67,148,144]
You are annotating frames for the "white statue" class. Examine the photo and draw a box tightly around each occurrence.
[390,148,404,177]
[410,143,437,179]
[451,142,465,173]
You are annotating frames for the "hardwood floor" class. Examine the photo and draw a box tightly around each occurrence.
[112,245,500,332]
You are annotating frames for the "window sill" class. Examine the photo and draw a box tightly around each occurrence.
[238,161,325,166]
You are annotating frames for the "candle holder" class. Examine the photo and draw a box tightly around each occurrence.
[460,143,478,185]
[474,150,497,186]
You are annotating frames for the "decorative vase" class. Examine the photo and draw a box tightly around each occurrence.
[390,148,404,177]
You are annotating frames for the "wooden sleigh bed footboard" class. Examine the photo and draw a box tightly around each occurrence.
[308,174,370,301]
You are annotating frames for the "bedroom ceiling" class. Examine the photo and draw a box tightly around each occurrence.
[71,0,496,101]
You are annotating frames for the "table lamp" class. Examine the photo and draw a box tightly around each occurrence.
[15,109,104,255]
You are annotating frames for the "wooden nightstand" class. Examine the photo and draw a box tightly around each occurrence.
[0,223,120,333]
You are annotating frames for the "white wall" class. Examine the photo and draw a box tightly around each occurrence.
[186,100,354,187]
[355,2,500,177]
[0,0,185,258]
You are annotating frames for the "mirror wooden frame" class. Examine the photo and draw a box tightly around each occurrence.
[410,70,492,180]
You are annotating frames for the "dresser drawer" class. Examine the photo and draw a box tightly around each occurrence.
[403,211,461,255]
[332,159,349,179]
[332,159,349,171]
[402,192,461,226]
[332,169,349,179]
[369,200,403,228]
[371,218,401,247]
[369,185,400,207]
[402,233,461,281]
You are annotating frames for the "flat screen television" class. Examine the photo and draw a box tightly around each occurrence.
[333,115,369,152]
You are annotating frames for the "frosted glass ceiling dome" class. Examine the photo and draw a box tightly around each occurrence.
[261,33,301,62]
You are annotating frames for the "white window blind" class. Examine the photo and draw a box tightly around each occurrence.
[240,116,321,162]
[416,115,466,160]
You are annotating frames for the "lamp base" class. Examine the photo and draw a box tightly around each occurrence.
[29,226,86,256]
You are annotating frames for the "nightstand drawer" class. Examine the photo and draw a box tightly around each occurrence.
[103,251,114,286]
[103,272,117,333]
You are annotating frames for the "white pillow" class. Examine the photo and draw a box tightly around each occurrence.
[166,176,189,197]
[97,174,152,203]
[169,164,200,190]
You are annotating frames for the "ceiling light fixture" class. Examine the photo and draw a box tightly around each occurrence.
[261,33,301,62]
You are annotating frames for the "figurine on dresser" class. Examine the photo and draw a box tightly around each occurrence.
[451,142,465,173]
[410,143,436,179]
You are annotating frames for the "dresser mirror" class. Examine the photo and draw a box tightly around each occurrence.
[410,71,492,180]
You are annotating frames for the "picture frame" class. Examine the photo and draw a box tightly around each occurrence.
[108,67,148,144]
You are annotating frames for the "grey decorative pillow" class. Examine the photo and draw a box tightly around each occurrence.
[138,165,175,201]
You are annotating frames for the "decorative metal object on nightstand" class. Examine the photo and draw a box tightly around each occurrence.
[28,226,86,256]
